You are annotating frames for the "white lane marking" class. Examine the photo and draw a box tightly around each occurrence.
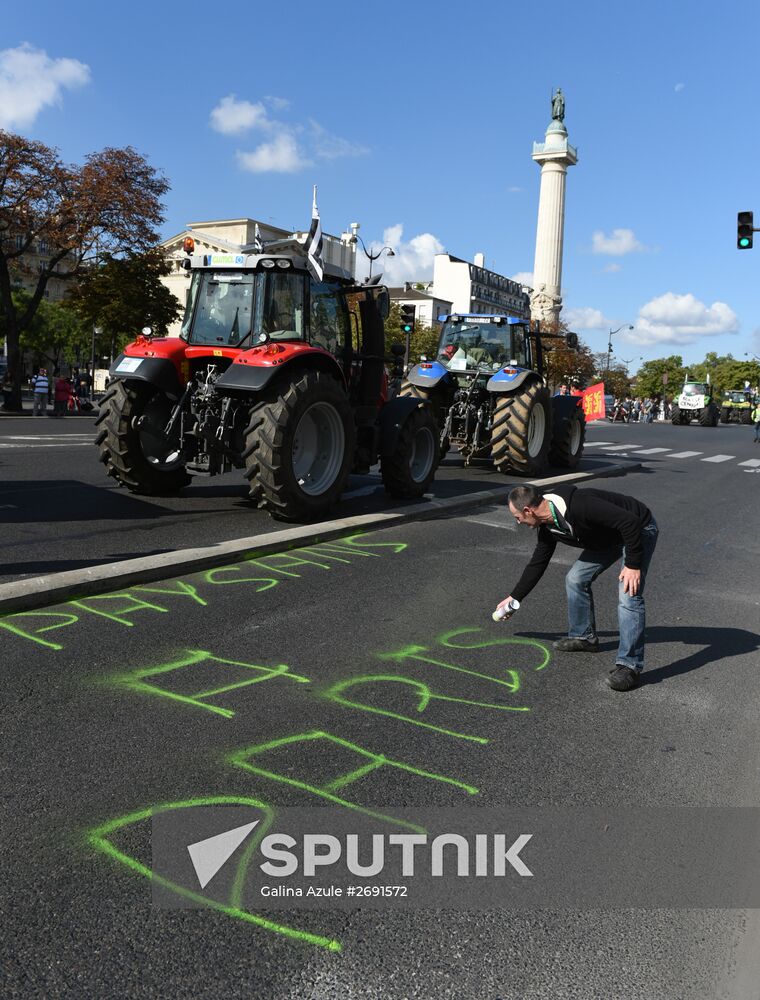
[701,454,735,463]
[738,459,760,467]
[625,447,671,455]
[0,504,17,509]
[581,441,616,447]
[0,442,93,449]
[0,434,92,440]
[667,451,703,458]
[597,444,629,450]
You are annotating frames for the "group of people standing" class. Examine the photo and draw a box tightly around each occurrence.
[29,368,92,417]
[610,396,664,423]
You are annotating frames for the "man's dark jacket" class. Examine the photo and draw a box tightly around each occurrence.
[510,484,653,602]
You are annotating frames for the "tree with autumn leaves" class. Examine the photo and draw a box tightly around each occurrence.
[0,131,169,410]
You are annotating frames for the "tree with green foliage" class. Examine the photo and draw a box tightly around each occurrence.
[66,249,181,361]
[384,302,439,363]
[14,291,90,372]
[633,355,685,399]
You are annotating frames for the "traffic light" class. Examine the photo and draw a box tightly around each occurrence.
[400,303,416,335]
[738,211,754,249]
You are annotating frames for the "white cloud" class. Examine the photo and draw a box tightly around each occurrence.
[591,228,646,256]
[563,307,613,331]
[0,43,89,129]
[511,271,534,287]
[212,94,367,172]
[507,185,523,193]
[237,133,311,174]
[633,292,739,346]
[210,95,268,135]
[604,262,622,273]
[309,120,368,160]
[354,224,444,284]
[675,82,686,93]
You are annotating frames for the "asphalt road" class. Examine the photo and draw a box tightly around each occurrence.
[3,413,759,584]
[3,426,760,999]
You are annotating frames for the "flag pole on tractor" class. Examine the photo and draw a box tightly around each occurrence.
[252,222,263,253]
[306,185,324,283]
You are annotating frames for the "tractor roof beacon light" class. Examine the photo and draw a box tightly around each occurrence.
[183,236,195,255]
[738,211,754,249]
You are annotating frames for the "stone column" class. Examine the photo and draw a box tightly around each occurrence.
[531,117,578,327]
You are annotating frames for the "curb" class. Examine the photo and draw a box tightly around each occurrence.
[0,461,640,615]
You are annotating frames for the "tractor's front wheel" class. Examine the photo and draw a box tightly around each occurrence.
[243,370,354,522]
[94,380,190,495]
[720,407,731,423]
[671,406,688,425]
[491,381,552,476]
[699,403,719,427]
[741,409,754,425]
[549,401,586,469]
[381,405,438,498]
[398,381,450,461]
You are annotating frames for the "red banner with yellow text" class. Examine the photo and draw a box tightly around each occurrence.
[582,382,606,421]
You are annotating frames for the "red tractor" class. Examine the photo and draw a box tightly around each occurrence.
[95,235,439,521]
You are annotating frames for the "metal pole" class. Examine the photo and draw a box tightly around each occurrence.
[90,324,96,393]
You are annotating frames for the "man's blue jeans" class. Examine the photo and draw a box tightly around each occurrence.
[565,519,659,671]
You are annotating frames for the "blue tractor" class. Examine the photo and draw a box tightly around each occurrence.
[399,313,585,477]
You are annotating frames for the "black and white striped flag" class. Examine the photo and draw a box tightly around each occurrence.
[252,222,263,253]
[305,185,324,283]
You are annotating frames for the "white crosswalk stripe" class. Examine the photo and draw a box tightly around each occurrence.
[667,451,703,458]
[701,454,735,463]
[738,459,760,467]
[582,441,616,447]
[625,447,671,455]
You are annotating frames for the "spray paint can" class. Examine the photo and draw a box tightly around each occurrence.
[492,598,520,622]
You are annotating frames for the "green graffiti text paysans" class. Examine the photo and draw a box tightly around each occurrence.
[0,535,406,651]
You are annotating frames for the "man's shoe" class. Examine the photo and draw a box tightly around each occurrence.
[553,637,599,652]
[608,665,641,691]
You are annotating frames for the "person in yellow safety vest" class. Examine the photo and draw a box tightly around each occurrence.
[752,400,760,443]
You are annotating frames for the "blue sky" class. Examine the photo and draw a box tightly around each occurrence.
[3,0,760,368]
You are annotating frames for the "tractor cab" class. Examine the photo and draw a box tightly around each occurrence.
[179,251,350,360]
[435,314,532,373]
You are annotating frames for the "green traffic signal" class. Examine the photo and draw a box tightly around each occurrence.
[400,303,416,335]
[738,210,753,249]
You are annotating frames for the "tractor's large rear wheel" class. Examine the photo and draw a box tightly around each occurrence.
[491,381,552,476]
[243,369,354,522]
[398,381,449,460]
[381,405,438,498]
[549,402,586,469]
[94,380,190,495]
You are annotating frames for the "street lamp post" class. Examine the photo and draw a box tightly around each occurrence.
[353,234,395,279]
[90,325,103,399]
[606,324,634,372]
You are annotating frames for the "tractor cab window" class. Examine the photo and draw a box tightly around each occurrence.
[310,280,348,356]
[186,271,255,345]
[438,319,515,370]
[683,383,706,395]
[258,272,306,340]
[509,324,530,367]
